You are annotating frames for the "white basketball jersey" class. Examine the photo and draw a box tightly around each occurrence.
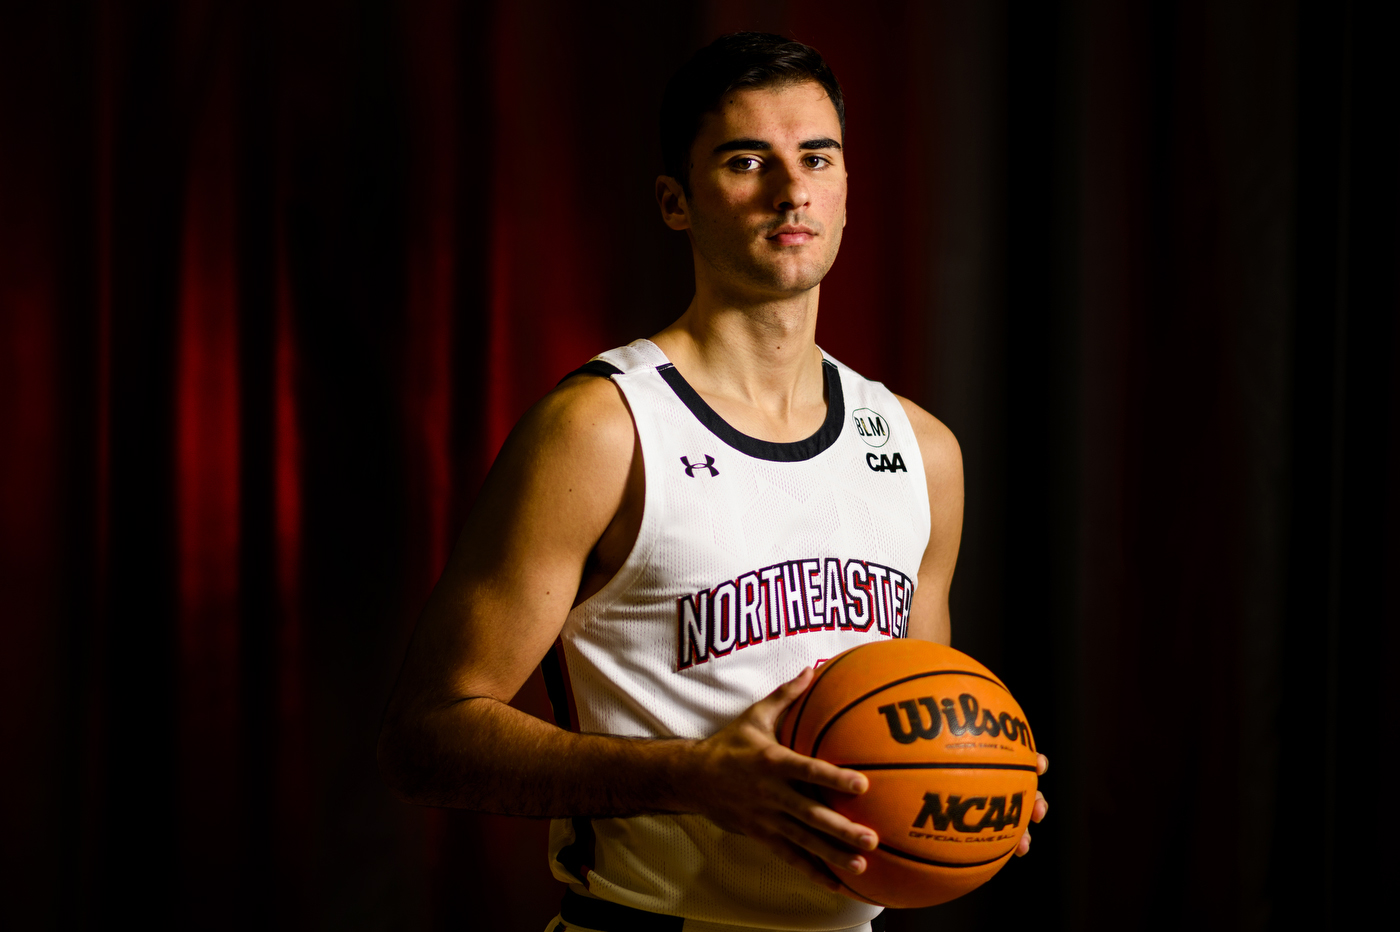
[545,339,931,931]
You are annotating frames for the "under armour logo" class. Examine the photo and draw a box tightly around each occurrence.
[680,455,719,477]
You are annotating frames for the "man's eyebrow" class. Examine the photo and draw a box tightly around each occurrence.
[712,137,843,155]
[714,138,772,154]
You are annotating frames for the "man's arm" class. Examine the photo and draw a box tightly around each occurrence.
[378,375,878,890]
[897,396,963,646]
[894,396,1048,854]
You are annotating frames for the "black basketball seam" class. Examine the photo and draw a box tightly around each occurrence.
[809,669,1012,760]
[835,875,891,908]
[875,843,1014,869]
[846,762,1039,772]
[785,648,862,751]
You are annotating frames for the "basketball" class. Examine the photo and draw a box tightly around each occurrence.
[778,639,1038,908]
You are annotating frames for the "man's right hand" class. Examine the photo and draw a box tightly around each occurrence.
[685,668,880,893]
[380,375,876,895]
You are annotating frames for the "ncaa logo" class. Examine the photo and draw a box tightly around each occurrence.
[852,407,890,448]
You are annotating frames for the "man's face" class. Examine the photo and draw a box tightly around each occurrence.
[671,80,847,300]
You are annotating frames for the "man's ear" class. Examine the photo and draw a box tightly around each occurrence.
[655,175,691,231]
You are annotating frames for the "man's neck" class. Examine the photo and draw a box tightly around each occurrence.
[650,283,827,441]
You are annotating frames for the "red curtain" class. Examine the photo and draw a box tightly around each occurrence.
[2,2,1397,930]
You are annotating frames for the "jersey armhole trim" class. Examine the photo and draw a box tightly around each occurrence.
[562,372,662,627]
[557,359,624,384]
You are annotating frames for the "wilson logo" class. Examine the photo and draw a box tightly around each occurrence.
[877,693,1034,750]
[912,792,1024,833]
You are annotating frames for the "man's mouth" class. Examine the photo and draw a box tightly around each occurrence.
[766,224,817,246]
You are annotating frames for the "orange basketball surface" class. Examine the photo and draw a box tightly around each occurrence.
[779,639,1038,908]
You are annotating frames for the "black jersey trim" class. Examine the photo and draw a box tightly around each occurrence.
[655,359,845,462]
[540,643,573,731]
[554,816,598,889]
[557,359,623,384]
[542,645,596,885]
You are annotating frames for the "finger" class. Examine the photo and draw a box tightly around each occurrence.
[751,668,815,728]
[772,667,815,701]
[1037,753,1049,775]
[1032,790,1048,823]
[777,787,879,850]
[1016,829,1031,857]
[759,833,843,893]
[771,814,870,875]
[775,748,869,795]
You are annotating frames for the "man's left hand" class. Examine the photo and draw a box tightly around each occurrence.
[1015,753,1049,856]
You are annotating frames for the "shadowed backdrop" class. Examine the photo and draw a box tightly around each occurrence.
[2,1,1396,929]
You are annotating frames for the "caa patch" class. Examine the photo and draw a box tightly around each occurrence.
[866,452,907,473]
[852,407,891,448]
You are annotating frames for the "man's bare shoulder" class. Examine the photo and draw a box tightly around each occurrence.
[894,395,962,478]
[452,370,635,589]
[511,371,635,468]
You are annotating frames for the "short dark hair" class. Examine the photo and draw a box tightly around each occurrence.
[659,32,845,192]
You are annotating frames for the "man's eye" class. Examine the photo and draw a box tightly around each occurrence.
[804,155,830,169]
[730,157,760,171]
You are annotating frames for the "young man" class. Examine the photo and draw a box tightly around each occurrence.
[379,33,1047,932]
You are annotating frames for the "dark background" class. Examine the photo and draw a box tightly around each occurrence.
[2,1,1397,929]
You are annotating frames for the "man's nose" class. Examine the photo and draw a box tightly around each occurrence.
[771,161,810,212]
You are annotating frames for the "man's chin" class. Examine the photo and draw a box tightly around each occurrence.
[759,271,829,297]
[740,258,832,296]
[701,248,836,301]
